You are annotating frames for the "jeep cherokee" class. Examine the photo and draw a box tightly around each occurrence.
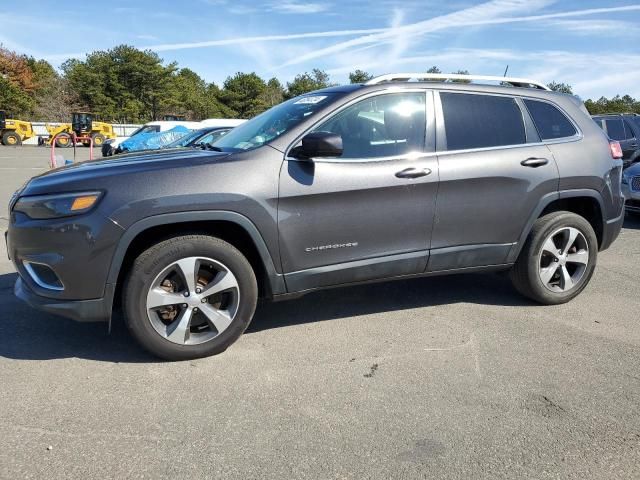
[7,73,625,360]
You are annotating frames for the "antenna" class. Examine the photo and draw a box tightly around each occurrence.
[503,65,509,77]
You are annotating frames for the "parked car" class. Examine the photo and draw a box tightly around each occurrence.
[7,73,624,360]
[622,161,640,214]
[101,121,203,157]
[103,119,245,156]
[116,125,192,154]
[592,114,640,167]
[163,126,233,149]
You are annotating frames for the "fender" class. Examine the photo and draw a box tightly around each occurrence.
[506,188,606,263]
[105,210,287,300]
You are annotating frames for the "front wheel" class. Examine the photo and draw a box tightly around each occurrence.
[91,133,106,146]
[55,133,72,148]
[2,131,21,146]
[123,235,258,360]
[510,212,598,305]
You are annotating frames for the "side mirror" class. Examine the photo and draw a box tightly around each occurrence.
[293,131,343,159]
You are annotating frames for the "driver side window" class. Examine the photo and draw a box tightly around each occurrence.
[313,92,426,159]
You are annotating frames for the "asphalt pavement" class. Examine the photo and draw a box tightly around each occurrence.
[0,146,639,479]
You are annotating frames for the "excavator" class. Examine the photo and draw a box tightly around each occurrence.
[45,112,116,147]
[0,110,36,146]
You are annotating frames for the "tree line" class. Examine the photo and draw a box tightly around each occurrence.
[1,45,638,123]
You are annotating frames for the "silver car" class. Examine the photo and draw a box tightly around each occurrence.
[622,162,640,214]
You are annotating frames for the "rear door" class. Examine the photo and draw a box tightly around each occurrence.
[278,90,439,292]
[429,91,560,271]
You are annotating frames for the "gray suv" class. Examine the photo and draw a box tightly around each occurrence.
[6,74,625,360]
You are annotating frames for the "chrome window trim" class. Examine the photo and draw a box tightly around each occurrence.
[435,141,569,158]
[285,151,437,164]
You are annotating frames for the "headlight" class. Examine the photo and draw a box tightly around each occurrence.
[13,192,102,219]
[622,176,629,185]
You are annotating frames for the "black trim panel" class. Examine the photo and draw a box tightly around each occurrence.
[15,276,114,323]
[427,243,514,272]
[106,211,286,318]
[285,250,428,292]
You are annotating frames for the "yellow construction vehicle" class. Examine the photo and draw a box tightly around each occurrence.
[0,110,36,146]
[45,112,116,148]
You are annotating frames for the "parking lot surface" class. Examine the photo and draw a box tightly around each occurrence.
[0,146,639,479]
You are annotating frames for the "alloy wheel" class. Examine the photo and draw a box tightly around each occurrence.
[146,256,240,345]
[538,227,589,293]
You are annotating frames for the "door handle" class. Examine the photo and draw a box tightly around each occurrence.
[395,167,431,179]
[520,157,549,168]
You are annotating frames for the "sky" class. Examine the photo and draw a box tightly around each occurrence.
[1,0,639,99]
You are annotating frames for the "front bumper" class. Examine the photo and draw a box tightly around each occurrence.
[622,180,640,213]
[15,276,113,322]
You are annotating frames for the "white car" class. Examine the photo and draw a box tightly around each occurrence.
[199,118,246,128]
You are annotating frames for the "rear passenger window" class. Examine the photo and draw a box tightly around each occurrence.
[604,119,625,141]
[441,93,525,151]
[523,99,577,140]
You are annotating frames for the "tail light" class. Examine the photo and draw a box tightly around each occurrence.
[610,141,623,159]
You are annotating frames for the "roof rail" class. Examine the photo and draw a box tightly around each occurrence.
[592,112,639,116]
[364,73,551,91]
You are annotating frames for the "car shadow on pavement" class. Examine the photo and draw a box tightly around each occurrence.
[0,273,156,363]
[0,270,529,362]
[248,271,530,333]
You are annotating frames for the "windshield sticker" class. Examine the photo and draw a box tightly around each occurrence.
[294,95,327,105]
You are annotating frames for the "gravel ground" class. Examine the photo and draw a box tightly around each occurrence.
[0,146,639,479]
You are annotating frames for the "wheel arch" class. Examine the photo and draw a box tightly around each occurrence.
[106,211,286,314]
[508,189,605,263]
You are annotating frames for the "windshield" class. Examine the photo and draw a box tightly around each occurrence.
[212,93,336,151]
[129,125,160,137]
[164,129,202,148]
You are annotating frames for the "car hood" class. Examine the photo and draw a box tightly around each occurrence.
[22,148,232,196]
[623,161,640,177]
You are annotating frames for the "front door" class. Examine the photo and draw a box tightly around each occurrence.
[278,91,439,292]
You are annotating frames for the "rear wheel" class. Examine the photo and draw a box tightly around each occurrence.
[510,211,597,304]
[91,133,106,146]
[55,133,72,148]
[2,131,21,146]
[123,235,258,360]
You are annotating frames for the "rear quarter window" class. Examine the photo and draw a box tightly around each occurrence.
[523,99,577,140]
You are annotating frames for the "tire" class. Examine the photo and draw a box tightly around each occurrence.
[510,211,598,305]
[55,133,72,148]
[2,131,21,146]
[91,133,105,146]
[101,145,112,157]
[123,235,258,360]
